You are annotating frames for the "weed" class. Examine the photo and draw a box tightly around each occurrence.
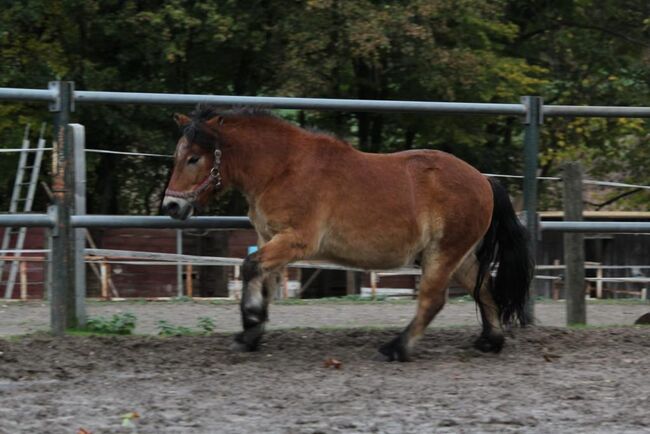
[156,317,217,336]
[156,320,194,336]
[84,312,136,335]
[171,296,194,303]
[197,317,216,333]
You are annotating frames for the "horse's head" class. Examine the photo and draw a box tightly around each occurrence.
[162,109,223,220]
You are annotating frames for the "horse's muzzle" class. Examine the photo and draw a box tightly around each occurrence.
[162,196,194,220]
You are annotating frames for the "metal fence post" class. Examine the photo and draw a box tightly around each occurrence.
[49,81,77,334]
[563,162,586,325]
[522,95,543,321]
[176,229,183,297]
[71,124,87,326]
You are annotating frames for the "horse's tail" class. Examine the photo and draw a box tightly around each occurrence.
[474,178,534,326]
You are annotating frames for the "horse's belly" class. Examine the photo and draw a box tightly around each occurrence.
[316,230,423,270]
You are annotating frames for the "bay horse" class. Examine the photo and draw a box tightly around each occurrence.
[162,105,533,361]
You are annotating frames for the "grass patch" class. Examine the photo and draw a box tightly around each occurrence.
[156,317,216,336]
[81,312,137,335]
[585,298,650,305]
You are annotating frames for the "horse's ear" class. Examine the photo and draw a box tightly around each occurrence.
[173,113,191,127]
[205,115,224,128]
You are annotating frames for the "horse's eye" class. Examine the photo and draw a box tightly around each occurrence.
[187,155,200,164]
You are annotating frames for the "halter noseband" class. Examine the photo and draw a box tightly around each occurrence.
[165,148,223,201]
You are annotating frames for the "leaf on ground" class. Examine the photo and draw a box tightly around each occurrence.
[121,411,140,427]
[543,353,561,362]
[324,358,343,369]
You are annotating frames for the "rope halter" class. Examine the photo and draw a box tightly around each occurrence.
[164,148,222,202]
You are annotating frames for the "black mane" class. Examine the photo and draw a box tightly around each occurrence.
[182,104,275,148]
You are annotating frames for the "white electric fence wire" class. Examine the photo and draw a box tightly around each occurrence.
[0,148,54,152]
[84,149,173,158]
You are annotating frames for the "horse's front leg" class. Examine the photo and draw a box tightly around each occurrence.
[231,231,310,351]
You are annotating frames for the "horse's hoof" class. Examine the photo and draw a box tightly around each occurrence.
[634,312,650,325]
[378,338,410,362]
[230,330,262,352]
[229,339,253,352]
[473,334,504,353]
[373,351,393,362]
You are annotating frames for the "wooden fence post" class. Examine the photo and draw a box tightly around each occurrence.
[552,259,560,300]
[185,264,193,298]
[100,262,110,300]
[563,162,586,325]
[20,260,27,300]
[346,271,356,296]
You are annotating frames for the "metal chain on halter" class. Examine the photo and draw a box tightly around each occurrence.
[211,148,223,191]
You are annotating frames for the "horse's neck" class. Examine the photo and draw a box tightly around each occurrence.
[220,122,295,197]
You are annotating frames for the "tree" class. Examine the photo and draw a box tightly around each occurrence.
[1,0,648,214]
[506,0,650,209]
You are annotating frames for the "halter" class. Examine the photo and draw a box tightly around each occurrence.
[165,148,222,201]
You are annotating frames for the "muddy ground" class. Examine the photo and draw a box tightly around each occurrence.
[0,301,649,433]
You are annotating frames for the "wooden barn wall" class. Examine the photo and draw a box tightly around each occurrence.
[0,228,48,299]
[87,228,180,298]
[537,231,650,297]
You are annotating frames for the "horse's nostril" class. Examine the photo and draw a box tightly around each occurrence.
[164,201,180,215]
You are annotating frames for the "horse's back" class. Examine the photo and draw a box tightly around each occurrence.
[305,148,493,269]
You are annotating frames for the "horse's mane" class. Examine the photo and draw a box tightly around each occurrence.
[190,104,275,122]
[181,105,277,147]
[183,104,352,150]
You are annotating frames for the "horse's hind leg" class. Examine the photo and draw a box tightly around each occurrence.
[378,251,459,362]
[454,254,504,353]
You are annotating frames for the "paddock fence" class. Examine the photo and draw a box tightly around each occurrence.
[1,82,649,335]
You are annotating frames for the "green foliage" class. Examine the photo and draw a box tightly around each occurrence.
[1,0,649,212]
[156,320,194,336]
[156,317,215,336]
[84,312,137,335]
[196,316,216,333]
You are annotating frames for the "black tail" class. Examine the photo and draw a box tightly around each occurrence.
[474,178,534,326]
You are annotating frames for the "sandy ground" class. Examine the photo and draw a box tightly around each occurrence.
[0,300,649,433]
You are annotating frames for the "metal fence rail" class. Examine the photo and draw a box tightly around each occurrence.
[0,213,55,227]
[3,213,650,234]
[71,215,252,229]
[3,85,650,118]
[541,221,650,232]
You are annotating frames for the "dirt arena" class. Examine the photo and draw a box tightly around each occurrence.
[1,300,649,433]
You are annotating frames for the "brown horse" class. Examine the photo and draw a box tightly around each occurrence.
[162,105,533,361]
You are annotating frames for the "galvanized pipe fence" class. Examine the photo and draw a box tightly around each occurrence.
[0,81,649,334]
